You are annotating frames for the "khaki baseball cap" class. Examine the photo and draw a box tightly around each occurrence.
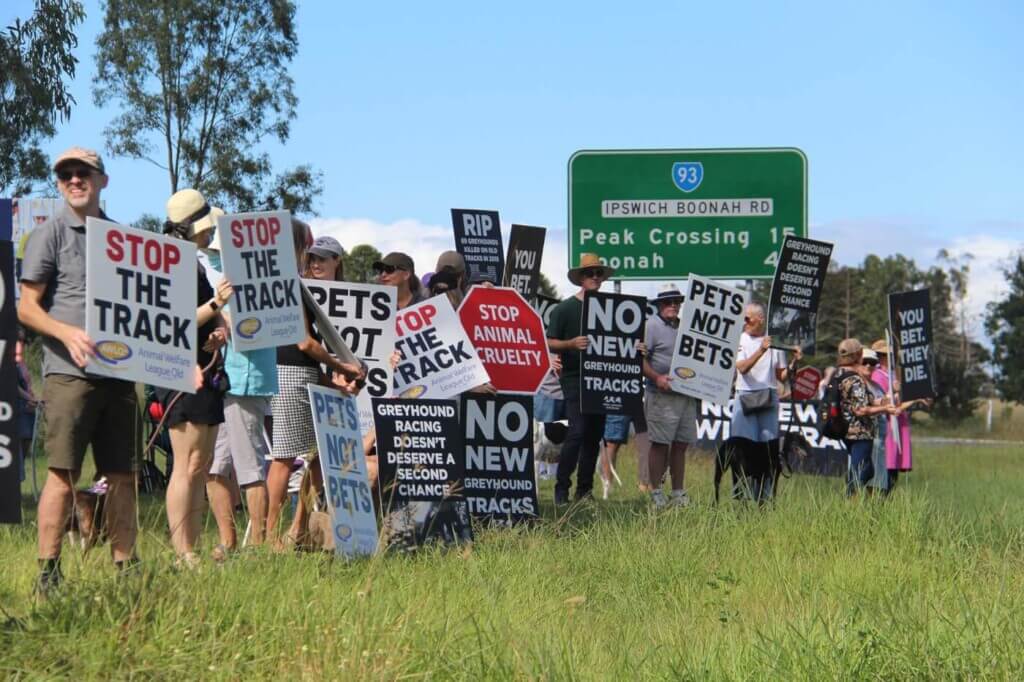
[53,146,105,174]
[837,338,863,365]
[435,250,466,274]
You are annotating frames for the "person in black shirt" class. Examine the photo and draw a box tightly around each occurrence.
[159,189,233,568]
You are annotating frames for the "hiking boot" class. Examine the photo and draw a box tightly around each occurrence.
[34,559,63,601]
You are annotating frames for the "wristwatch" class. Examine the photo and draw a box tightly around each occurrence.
[209,299,220,312]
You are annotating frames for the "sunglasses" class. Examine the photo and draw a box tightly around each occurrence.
[374,264,405,275]
[56,167,96,182]
[580,267,605,279]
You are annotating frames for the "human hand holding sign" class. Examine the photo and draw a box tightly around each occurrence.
[214,279,234,307]
[61,324,96,369]
[570,335,588,351]
[203,327,227,353]
[656,374,673,392]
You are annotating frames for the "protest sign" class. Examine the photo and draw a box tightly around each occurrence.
[502,224,546,298]
[457,287,550,394]
[888,289,935,401]
[767,235,833,354]
[581,291,647,415]
[373,398,472,548]
[695,399,846,477]
[218,210,304,351]
[791,366,823,401]
[462,394,538,524]
[307,385,378,558]
[669,275,746,405]
[392,294,490,399]
[533,294,560,328]
[451,208,504,284]
[0,200,11,242]
[0,240,21,523]
[304,279,396,431]
[85,219,197,392]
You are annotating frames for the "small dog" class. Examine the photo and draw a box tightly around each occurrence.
[67,478,109,550]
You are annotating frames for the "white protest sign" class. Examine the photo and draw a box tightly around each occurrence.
[304,279,397,433]
[218,210,304,351]
[392,294,490,399]
[85,218,197,392]
[669,275,747,405]
[307,384,378,558]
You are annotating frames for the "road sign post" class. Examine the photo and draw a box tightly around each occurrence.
[568,148,807,280]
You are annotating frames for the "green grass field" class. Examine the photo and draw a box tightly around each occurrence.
[2,444,1023,680]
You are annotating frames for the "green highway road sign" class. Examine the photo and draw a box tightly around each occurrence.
[568,148,807,280]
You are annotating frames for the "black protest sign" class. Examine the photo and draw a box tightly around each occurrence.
[533,294,559,329]
[767,236,833,354]
[1,240,21,523]
[451,208,504,284]
[373,398,464,507]
[462,394,538,524]
[580,291,647,415]
[373,398,471,549]
[695,399,846,478]
[502,224,546,298]
[888,289,935,401]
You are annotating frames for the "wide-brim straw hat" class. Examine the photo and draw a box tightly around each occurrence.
[568,253,616,286]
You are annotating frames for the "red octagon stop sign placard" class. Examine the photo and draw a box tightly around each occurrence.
[791,366,822,401]
[458,286,551,394]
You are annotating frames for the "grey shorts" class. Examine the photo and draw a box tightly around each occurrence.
[645,390,697,445]
[209,395,271,486]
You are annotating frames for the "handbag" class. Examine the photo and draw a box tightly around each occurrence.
[739,389,773,415]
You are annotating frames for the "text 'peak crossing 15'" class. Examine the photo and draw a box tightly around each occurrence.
[568,148,807,280]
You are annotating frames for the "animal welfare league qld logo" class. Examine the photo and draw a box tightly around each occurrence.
[671,162,703,193]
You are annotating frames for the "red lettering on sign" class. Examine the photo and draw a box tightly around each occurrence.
[105,229,180,274]
[230,216,282,247]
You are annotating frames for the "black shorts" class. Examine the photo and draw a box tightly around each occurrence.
[156,384,225,428]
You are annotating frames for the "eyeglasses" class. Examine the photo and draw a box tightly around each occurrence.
[662,300,682,307]
[744,316,752,323]
[581,268,605,279]
[56,167,95,182]
[374,264,405,275]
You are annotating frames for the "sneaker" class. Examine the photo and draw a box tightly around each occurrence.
[670,490,691,508]
[650,489,668,510]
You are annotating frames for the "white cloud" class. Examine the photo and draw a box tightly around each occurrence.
[946,235,1022,342]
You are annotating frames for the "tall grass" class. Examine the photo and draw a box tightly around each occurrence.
[2,444,1023,679]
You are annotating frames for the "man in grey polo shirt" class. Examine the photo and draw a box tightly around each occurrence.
[643,283,697,508]
[18,147,139,594]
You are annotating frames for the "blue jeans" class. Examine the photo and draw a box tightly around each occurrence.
[844,439,875,496]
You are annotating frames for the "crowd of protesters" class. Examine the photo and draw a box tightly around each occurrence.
[14,145,921,596]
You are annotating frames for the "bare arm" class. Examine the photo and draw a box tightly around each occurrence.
[735,337,771,375]
[547,336,588,353]
[18,281,94,368]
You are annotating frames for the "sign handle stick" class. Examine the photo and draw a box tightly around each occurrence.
[885,328,901,457]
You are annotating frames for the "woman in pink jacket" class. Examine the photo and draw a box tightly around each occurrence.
[870,339,912,491]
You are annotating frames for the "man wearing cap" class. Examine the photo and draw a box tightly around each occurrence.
[374,252,424,310]
[18,147,139,592]
[835,338,899,497]
[642,283,697,508]
[546,253,613,503]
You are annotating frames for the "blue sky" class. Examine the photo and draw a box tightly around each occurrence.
[6,1,1022,330]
